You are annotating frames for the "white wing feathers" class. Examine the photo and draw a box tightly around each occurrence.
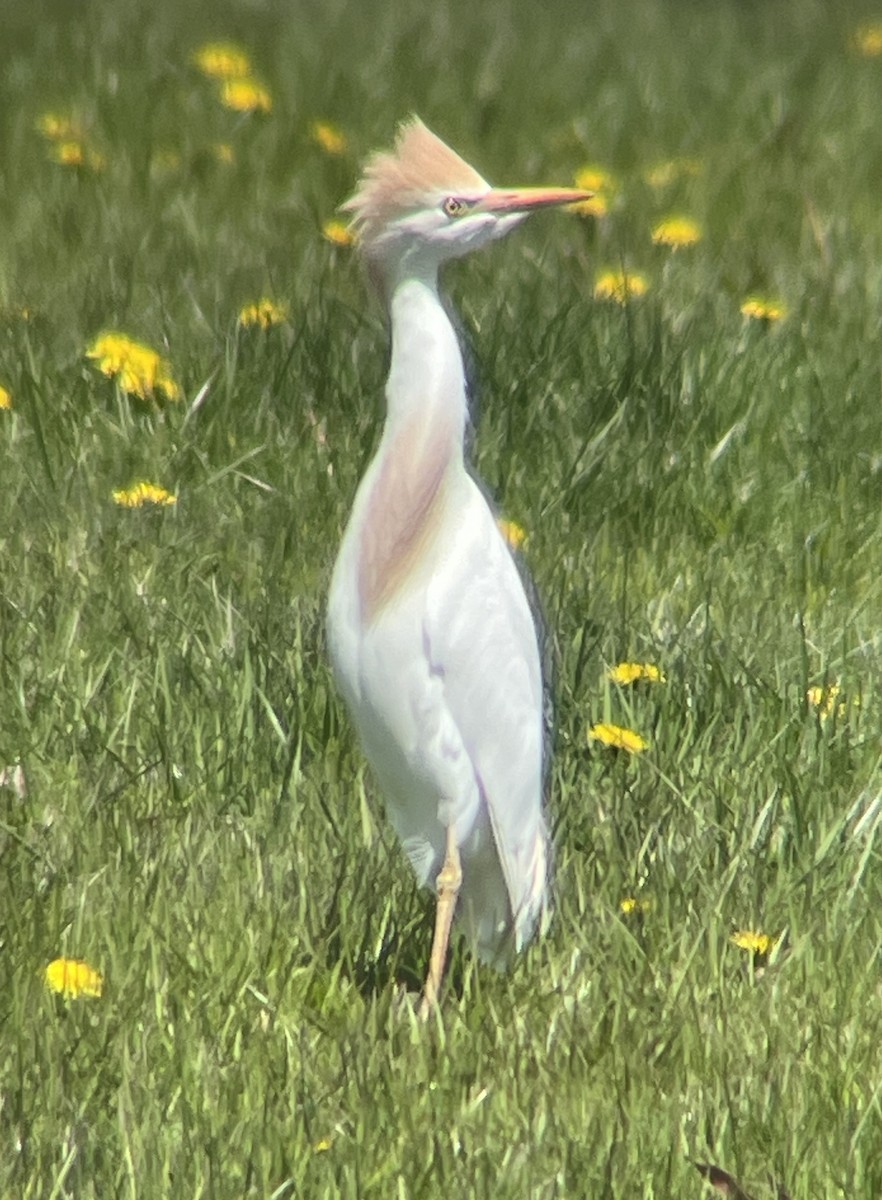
[423,482,547,957]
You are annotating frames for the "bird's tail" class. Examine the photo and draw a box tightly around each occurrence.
[458,820,548,968]
[512,819,549,953]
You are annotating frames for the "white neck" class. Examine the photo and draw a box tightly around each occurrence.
[383,272,467,458]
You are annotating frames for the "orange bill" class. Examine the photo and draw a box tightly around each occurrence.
[474,186,594,214]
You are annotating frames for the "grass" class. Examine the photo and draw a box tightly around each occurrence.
[3,0,882,1195]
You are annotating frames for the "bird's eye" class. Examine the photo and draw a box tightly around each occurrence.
[442,196,468,218]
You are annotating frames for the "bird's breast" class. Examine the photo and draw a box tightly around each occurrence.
[356,413,458,625]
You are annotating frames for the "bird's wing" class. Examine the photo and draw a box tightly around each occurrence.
[424,481,547,949]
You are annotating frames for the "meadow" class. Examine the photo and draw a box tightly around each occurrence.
[3,0,882,1196]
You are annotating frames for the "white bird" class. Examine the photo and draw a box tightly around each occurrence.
[327,117,589,1015]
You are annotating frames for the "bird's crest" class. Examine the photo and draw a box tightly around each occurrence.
[343,117,489,249]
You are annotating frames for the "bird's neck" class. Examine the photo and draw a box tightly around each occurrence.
[350,272,468,624]
[383,273,467,457]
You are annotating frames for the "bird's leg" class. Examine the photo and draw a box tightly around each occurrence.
[418,823,462,1020]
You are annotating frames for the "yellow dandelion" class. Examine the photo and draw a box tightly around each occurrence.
[644,158,703,189]
[588,722,649,753]
[311,120,347,155]
[44,957,103,999]
[86,332,181,402]
[853,21,882,56]
[807,682,845,720]
[497,518,527,550]
[322,219,355,247]
[192,42,253,79]
[651,215,702,249]
[575,165,616,194]
[620,896,652,916]
[730,929,778,958]
[569,194,609,219]
[36,112,83,141]
[50,140,84,166]
[0,385,11,410]
[740,295,786,322]
[594,270,648,304]
[571,165,615,218]
[48,140,104,170]
[220,78,272,115]
[238,298,289,329]
[313,1137,333,1153]
[212,142,235,165]
[607,662,665,686]
[112,482,177,508]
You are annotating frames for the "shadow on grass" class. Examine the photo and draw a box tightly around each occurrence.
[320,872,473,1006]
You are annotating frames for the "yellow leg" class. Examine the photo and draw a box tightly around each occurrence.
[418,824,462,1020]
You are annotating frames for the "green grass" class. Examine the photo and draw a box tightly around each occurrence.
[3,0,882,1196]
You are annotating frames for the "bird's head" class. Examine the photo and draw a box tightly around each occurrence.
[343,117,591,280]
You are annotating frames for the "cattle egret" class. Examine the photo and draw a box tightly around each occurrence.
[327,117,589,1016]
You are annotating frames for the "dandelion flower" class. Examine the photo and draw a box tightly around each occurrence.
[322,219,355,247]
[193,42,253,79]
[86,332,181,402]
[607,662,665,686]
[853,21,882,56]
[730,929,778,958]
[37,112,103,173]
[571,165,615,218]
[620,896,652,915]
[497,518,527,550]
[806,683,839,711]
[588,722,649,753]
[594,270,648,304]
[238,298,288,328]
[112,482,177,508]
[314,1137,333,1153]
[807,682,847,721]
[54,140,85,166]
[651,215,702,249]
[0,385,11,410]
[311,120,347,155]
[47,139,104,170]
[44,957,103,999]
[575,165,617,195]
[220,78,272,115]
[36,112,83,141]
[569,194,609,219]
[740,295,786,322]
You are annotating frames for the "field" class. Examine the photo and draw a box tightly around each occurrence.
[3,0,882,1196]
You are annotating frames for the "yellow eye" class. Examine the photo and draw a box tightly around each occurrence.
[442,196,468,218]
